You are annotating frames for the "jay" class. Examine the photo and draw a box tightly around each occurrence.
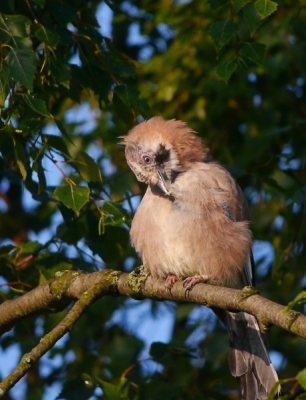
[120,117,279,400]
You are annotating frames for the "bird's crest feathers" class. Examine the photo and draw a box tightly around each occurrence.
[119,117,209,168]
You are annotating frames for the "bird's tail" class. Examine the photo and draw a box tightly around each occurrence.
[216,309,279,400]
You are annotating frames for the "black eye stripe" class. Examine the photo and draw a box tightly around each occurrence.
[156,149,170,164]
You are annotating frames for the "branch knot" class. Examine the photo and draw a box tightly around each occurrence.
[238,286,259,303]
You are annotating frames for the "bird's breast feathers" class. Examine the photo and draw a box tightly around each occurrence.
[130,165,251,287]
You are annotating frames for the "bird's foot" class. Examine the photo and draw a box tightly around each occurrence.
[165,274,180,290]
[183,274,211,291]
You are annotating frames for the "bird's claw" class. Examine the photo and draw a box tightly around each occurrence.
[165,274,179,291]
[183,275,210,292]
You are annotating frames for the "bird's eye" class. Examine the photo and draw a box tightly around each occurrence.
[142,154,152,164]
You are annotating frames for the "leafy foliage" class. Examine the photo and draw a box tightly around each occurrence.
[0,0,306,399]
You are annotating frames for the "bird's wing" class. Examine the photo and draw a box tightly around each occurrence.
[208,163,254,286]
[222,199,254,286]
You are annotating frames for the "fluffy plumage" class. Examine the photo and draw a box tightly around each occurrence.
[120,116,279,399]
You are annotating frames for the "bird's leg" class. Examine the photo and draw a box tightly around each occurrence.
[165,273,180,290]
[183,275,212,291]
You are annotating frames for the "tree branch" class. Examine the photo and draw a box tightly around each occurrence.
[0,270,120,397]
[0,267,305,396]
[0,268,306,338]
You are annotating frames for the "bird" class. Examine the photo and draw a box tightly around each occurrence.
[119,116,279,399]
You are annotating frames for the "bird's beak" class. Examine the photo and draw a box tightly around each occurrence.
[156,169,171,196]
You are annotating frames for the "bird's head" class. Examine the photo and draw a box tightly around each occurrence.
[119,117,209,196]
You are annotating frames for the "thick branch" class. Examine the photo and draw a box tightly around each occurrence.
[0,270,119,335]
[0,268,305,338]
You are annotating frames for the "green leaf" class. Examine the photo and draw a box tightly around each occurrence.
[11,36,32,50]
[0,67,10,107]
[0,14,33,60]
[271,247,284,275]
[43,134,69,155]
[112,92,135,127]
[255,0,278,19]
[100,201,130,228]
[149,342,196,360]
[208,0,229,10]
[0,14,31,44]
[57,215,88,245]
[47,0,77,26]
[114,84,140,106]
[89,68,113,102]
[54,185,90,214]
[209,20,238,51]
[69,65,93,101]
[117,377,130,398]
[5,48,36,90]
[18,241,41,255]
[39,261,73,280]
[149,342,170,358]
[12,136,28,179]
[0,245,15,257]
[80,7,100,28]
[55,376,95,400]
[240,42,266,66]
[284,291,306,313]
[54,119,74,145]
[244,2,262,35]
[96,47,136,79]
[52,60,70,88]
[23,95,49,117]
[35,25,59,48]
[267,380,281,400]
[37,160,46,193]
[98,380,121,400]
[75,151,102,183]
[296,394,306,400]
[216,61,238,83]
[0,34,32,51]
[18,118,42,138]
[297,368,306,390]
[232,0,251,12]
